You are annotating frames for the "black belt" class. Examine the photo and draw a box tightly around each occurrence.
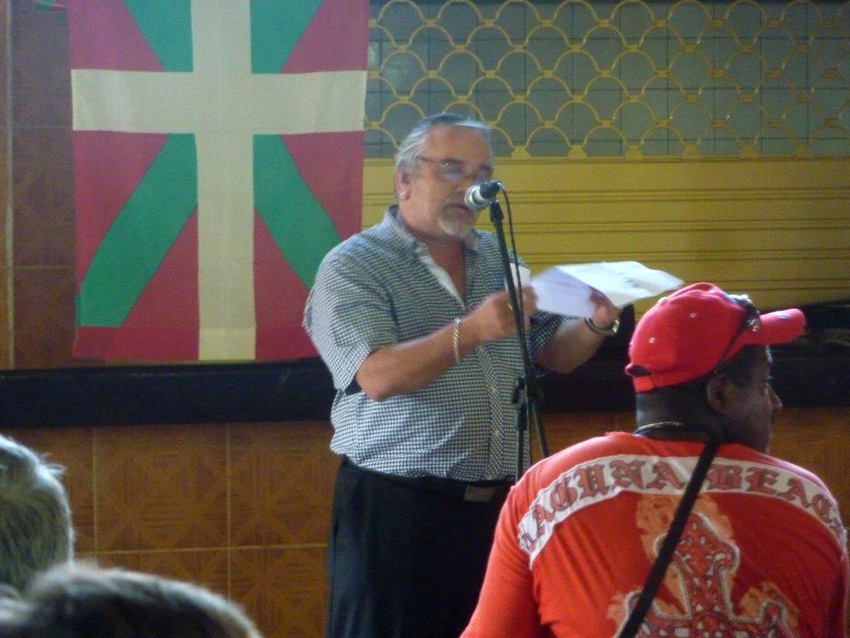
[341,457,512,503]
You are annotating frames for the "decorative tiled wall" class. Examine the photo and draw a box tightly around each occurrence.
[367,0,850,159]
[5,408,849,637]
[1,0,10,368]
[4,420,339,638]
[8,0,76,369]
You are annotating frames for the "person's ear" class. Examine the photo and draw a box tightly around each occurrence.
[395,169,412,200]
[706,374,741,415]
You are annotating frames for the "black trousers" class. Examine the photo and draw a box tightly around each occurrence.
[326,458,510,638]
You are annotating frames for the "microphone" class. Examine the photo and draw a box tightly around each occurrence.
[464,180,503,211]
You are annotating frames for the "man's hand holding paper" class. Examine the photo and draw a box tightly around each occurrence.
[532,261,684,318]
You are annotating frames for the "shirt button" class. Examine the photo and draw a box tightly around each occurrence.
[493,429,502,440]
[489,386,498,396]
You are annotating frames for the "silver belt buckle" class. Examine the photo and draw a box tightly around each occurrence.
[463,485,497,502]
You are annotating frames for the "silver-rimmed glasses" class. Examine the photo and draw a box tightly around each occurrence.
[416,156,493,186]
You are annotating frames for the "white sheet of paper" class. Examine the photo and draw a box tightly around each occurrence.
[532,261,683,317]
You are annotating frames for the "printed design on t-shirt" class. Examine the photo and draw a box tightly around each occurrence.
[620,512,792,637]
[517,454,845,565]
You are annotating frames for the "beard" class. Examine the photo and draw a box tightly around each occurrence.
[437,203,478,239]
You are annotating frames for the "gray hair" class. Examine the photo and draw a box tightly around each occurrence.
[0,563,263,638]
[394,113,492,176]
[0,435,74,594]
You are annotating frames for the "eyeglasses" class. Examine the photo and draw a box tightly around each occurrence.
[416,156,493,186]
[713,294,762,373]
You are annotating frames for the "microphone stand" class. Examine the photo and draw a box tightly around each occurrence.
[488,199,547,480]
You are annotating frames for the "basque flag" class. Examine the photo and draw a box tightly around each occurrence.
[70,0,367,361]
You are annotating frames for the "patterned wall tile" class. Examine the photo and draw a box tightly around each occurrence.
[0,426,95,554]
[95,424,228,552]
[369,1,850,158]
[0,0,5,318]
[770,407,850,523]
[12,265,75,368]
[230,422,336,546]
[11,0,70,128]
[231,546,327,638]
[0,132,6,266]
[12,126,74,267]
[0,0,7,131]
[86,549,230,599]
[0,268,9,369]
[1,1,8,369]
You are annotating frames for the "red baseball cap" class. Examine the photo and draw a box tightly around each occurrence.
[626,283,805,392]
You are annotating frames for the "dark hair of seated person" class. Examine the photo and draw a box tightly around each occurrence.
[0,563,262,638]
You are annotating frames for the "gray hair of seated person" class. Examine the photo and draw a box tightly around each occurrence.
[0,564,263,638]
[394,112,492,176]
[0,435,74,593]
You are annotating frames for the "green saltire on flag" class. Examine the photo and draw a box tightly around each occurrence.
[250,0,342,290]
[78,135,198,327]
[250,0,323,74]
[254,136,342,289]
[124,0,193,72]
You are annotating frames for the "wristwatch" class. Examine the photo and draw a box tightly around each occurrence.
[584,316,620,337]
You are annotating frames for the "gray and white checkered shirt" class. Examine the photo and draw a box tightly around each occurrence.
[304,207,562,481]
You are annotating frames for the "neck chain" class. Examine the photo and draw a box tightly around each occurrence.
[634,421,684,435]
[634,420,723,444]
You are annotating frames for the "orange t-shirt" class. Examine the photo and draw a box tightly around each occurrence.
[462,432,848,638]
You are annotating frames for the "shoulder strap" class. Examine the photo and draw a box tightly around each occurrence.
[617,429,723,638]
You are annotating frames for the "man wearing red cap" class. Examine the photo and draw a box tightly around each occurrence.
[462,283,848,638]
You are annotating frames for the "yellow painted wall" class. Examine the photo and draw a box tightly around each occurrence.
[364,157,850,313]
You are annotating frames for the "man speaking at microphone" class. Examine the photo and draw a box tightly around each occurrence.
[304,113,619,638]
